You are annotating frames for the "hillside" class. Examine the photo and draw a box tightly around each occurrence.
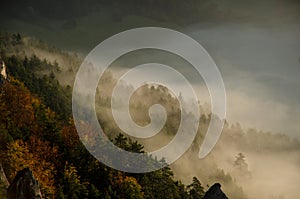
[0,65,212,198]
[0,32,228,199]
[1,32,300,199]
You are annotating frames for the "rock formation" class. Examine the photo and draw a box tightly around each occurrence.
[7,168,42,199]
[0,162,9,188]
[203,183,228,199]
[0,162,9,198]
[0,59,8,84]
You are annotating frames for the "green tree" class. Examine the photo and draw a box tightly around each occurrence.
[234,153,248,171]
[60,162,89,199]
[112,172,144,199]
[187,177,205,199]
[233,153,251,180]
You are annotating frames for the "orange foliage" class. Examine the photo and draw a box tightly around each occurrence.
[0,78,41,135]
[61,120,81,150]
[112,172,144,199]
[61,120,101,151]
[5,137,58,198]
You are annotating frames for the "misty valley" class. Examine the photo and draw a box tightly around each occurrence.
[1,0,300,198]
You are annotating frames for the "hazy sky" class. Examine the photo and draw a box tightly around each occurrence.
[1,0,299,138]
[184,22,300,138]
[181,0,300,138]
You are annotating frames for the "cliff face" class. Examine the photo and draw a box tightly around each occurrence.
[0,163,9,187]
[1,62,7,79]
[204,183,228,199]
[0,163,9,199]
[7,168,42,199]
[0,59,8,83]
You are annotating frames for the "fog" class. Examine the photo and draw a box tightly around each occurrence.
[1,0,300,198]
[183,22,300,139]
[92,67,300,198]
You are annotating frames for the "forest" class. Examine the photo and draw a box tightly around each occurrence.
[0,32,219,199]
[0,32,299,199]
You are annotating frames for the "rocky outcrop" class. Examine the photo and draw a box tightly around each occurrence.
[0,59,8,84]
[7,168,42,199]
[0,162,9,199]
[0,60,7,78]
[0,162,9,188]
[204,183,228,199]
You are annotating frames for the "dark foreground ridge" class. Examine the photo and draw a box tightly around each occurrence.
[7,168,42,199]
[204,183,228,199]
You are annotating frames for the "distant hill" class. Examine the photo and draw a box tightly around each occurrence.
[1,31,299,198]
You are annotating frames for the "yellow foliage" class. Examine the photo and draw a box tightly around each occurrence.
[0,78,41,135]
[5,138,58,198]
[113,172,144,199]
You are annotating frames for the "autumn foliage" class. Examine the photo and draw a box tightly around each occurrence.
[0,42,208,198]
